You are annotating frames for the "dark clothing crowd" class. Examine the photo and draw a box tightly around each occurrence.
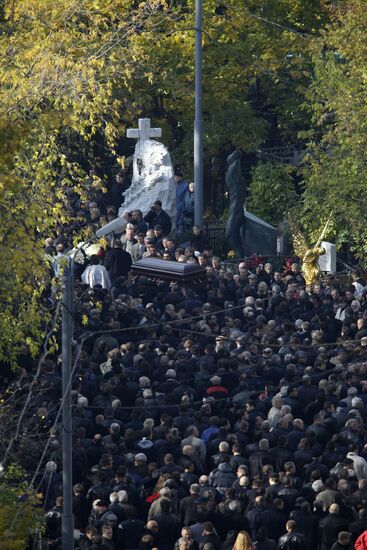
[10,180,367,550]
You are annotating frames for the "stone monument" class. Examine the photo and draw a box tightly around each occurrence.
[225,151,277,258]
[96,118,176,236]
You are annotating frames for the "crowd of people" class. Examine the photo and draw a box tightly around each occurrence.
[9,173,367,550]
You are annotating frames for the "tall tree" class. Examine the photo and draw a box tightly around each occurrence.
[300,0,367,260]
[0,0,330,362]
[0,0,177,364]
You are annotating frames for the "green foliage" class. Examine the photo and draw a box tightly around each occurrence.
[0,465,44,549]
[300,0,367,261]
[0,0,177,364]
[0,0,333,362]
[248,162,298,225]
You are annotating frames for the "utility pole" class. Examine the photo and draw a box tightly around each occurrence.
[61,260,74,550]
[194,0,204,226]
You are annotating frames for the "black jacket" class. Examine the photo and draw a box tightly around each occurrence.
[190,231,209,252]
[198,533,221,550]
[318,514,349,550]
[289,510,319,550]
[103,248,132,283]
[180,493,200,525]
[259,508,287,542]
[154,512,181,548]
[144,208,172,236]
[278,531,307,550]
[118,518,145,550]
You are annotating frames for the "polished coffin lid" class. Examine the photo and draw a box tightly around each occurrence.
[131,258,207,286]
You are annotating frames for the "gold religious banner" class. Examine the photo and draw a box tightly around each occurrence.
[288,213,332,286]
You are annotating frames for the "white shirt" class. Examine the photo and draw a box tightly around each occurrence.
[81,265,111,289]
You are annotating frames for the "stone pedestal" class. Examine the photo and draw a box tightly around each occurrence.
[119,138,176,234]
[318,241,337,273]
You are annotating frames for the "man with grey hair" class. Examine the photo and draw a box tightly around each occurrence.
[138,376,151,389]
[268,396,283,428]
[120,222,137,254]
[133,452,149,480]
[210,441,230,468]
[116,490,136,519]
[340,386,359,410]
[280,404,292,417]
[178,445,204,474]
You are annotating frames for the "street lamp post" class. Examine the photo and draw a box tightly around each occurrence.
[60,228,113,549]
[61,261,74,550]
[194,0,203,227]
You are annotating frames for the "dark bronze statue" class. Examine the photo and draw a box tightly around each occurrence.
[225,150,246,258]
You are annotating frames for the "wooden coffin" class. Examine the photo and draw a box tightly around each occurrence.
[131,258,207,288]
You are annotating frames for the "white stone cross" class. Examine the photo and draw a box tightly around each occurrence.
[126,118,162,141]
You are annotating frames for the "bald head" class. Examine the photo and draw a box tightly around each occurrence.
[147,520,159,532]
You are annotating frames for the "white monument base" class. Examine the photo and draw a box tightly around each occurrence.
[318,241,336,273]
[119,138,176,231]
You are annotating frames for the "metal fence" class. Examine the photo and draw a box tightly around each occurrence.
[257,146,306,166]
[203,223,226,256]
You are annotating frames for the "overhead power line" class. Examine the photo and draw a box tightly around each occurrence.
[241,2,315,37]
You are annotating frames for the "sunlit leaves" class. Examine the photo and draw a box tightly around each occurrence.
[301,0,367,262]
[248,163,298,225]
[0,0,332,363]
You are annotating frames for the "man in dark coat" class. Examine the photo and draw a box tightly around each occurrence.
[117,508,146,550]
[290,501,319,550]
[179,483,201,525]
[110,172,128,210]
[190,225,209,253]
[278,520,307,550]
[259,498,287,543]
[318,503,349,550]
[226,499,250,533]
[198,522,221,550]
[144,201,172,236]
[153,498,181,550]
[103,239,132,284]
